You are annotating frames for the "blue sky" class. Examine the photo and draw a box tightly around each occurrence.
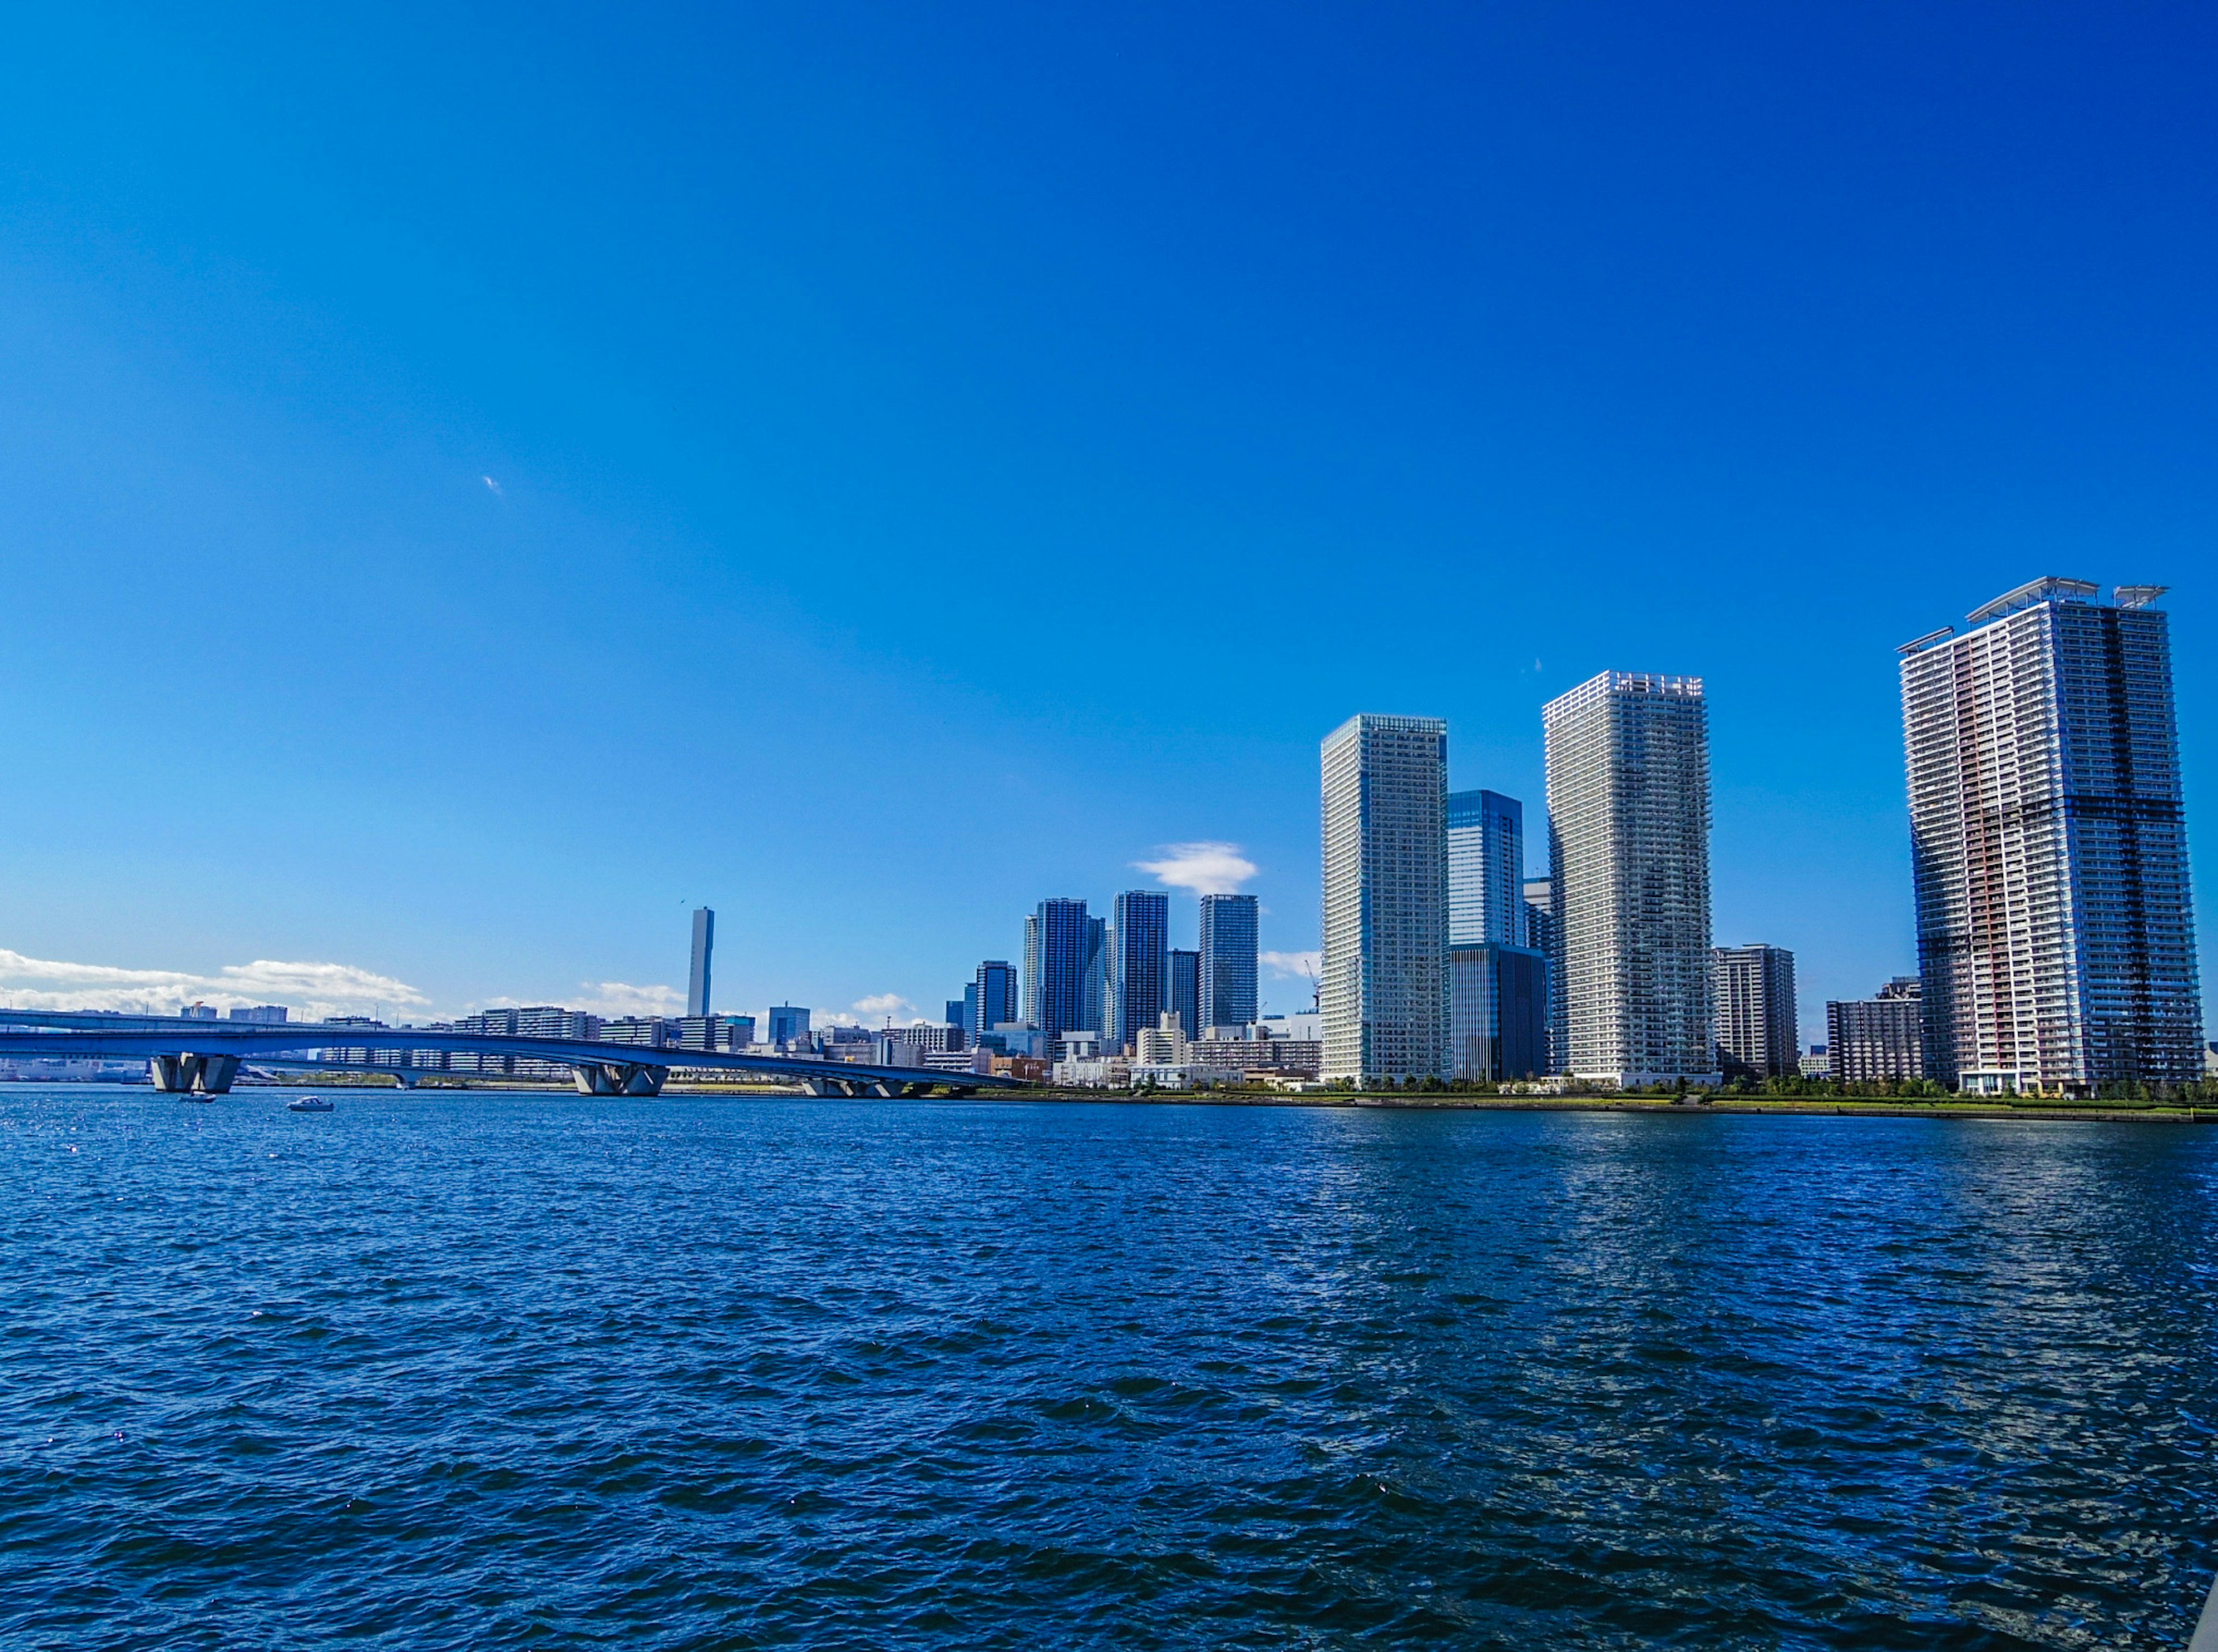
[0,2,2210,1036]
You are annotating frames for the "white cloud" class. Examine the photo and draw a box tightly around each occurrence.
[1134,842,1258,897]
[851,992,921,1025]
[482,475,504,497]
[569,980,685,1018]
[1260,950,1321,981]
[0,948,427,1020]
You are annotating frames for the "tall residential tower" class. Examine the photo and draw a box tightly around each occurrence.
[1900,578,2201,1093]
[1197,892,1259,1032]
[1543,671,1716,1087]
[1321,714,1450,1084]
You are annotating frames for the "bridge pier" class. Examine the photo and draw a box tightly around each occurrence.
[800,1076,937,1099]
[148,1054,241,1095]
[571,1062,668,1097]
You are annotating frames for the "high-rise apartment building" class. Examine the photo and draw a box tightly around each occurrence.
[1108,890,1170,1051]
[1320,713,1450,1084]
[1448,790,1524,946]
[1900,578,2202,1092]
[1711,944,1798,1080]
[1197,893,1259,1032]
[1167,948,1200,1040]
[1033,899,1101,1040]
[1022,914,1040,1026]
[687,907,715,1018]
[1828,977,1923,1084]
[1544,671,1716,1087]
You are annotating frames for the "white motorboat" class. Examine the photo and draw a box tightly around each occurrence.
[287,1095,334,1113]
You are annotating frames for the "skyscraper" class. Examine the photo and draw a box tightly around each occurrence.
[1447,790,1524,946]
[1712,943,1799,1080]
[1108,890,1170,1051]
[1033,899,1097,1040]
[1197,892,1259,1032]
[686,907,715,1018]
[1543,671,1715,1087]
[1321,713,1450,1084]
[1167,948,1200,1040]
[1900,578,2202,1093]
[1022,914,1040,1025]
[972,960,1017,1035]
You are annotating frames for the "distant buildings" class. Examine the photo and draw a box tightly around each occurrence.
[1322,713,1450,1084]
[766,1004,811,1048]
[1828,977,1923,1084]
[1544,671,1716,1087]
[228,1004,288,1023]
[1448,789,1524,946]
[1197,893,1259,1032]
[1901,579,2203,1093]
[1712,944,1798,1080]
[687,907,714,1018]
[970,961,1017,1039]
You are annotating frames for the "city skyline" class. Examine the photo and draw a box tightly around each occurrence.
[3,9,2212,1055]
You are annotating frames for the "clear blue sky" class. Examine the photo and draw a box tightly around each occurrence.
[0,2,2210,1035]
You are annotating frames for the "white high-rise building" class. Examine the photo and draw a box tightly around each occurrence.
[1321,713,1450,1084]
[1543,671,1717,1087]
[1900,578,2201,1094]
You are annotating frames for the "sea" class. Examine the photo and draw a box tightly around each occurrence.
[3,1085,2216,1650]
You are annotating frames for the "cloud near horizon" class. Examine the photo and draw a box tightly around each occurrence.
[1134,842,1258,897]
[1260,950,1321,981]
[0,947,429,1019]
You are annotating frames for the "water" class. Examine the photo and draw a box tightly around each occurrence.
[4,1088,2217,1650]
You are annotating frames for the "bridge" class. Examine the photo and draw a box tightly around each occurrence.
[0,1010,1030,1098]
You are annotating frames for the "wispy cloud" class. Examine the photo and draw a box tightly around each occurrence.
[481,475,504,497]
[568,981,685,1018]
[1134,842,1258,897]
[0,948,427,1020]
[1260,950,1321,981]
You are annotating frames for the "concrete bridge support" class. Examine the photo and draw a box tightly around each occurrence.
[148,1054,242,1095]
[800,1076,937,1099]
[570,1062,669,1096]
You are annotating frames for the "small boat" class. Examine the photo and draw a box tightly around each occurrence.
[287,1095,334,1113]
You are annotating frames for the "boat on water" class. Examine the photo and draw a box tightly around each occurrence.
[287,1095,334,1113]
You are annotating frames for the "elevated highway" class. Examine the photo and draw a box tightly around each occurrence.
[0,1010,1028,1098]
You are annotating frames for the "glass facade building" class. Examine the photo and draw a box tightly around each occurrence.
[1447,790,1524,946]
[1167,949,1200,1040]
[1901,579,2202,1093]
[1449,943,1549,1081]
[1320,713,1450,1084]
[1197,893,1259,1032]
[1543,671,1716,1087]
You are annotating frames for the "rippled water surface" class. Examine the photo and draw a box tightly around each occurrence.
[5,1088,2218,1649]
